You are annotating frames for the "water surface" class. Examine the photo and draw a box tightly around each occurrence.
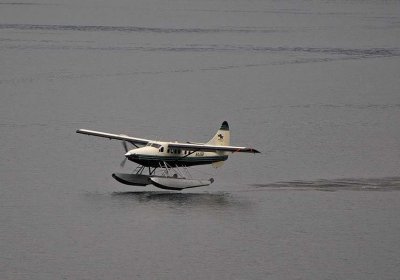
[1,0,399,279]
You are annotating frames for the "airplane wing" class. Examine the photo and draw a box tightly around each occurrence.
[76,129,150,146]
[76,129,260,153]
[168,142,260,154]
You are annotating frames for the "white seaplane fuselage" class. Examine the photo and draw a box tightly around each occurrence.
[125,142,228,168]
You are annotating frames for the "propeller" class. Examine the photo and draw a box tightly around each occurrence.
[120,157,127,168]
[120,141,129,167]
[122,141,129,153]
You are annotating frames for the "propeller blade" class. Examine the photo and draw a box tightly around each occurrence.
[120,157,127,167]
[122,141,129,153]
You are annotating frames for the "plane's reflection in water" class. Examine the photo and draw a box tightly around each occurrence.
[252,177,400,192]
[102,191,251,210]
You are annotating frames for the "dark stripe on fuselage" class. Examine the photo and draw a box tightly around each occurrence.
[128,155,228,167]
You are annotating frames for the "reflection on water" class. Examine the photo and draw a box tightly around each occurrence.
[252,177,400,191]
[112,191,230,205]
[83,190,251,211]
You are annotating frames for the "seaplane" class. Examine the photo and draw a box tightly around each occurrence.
[76,121,260,190]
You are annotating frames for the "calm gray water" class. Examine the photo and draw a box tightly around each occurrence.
[1,0,400,279]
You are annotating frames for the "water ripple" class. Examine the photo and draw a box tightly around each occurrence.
[1,52,398,85]
[1,39,399,57]
[0,23,279,34]
[251,177,400,191]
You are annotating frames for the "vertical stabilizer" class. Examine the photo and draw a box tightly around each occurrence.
[207,121,230,146]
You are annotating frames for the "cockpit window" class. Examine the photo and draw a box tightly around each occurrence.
[147,143,161,149]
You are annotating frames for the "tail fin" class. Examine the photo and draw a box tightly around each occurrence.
[207,121,230,146]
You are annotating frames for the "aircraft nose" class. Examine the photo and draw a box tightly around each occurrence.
[125,152,137,159]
